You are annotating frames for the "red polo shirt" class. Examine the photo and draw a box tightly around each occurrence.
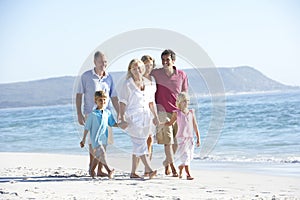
[151,66,188,113]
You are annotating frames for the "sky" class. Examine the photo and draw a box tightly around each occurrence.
[0,0,299,86]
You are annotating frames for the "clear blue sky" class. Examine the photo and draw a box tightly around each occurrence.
[1,0,299,86]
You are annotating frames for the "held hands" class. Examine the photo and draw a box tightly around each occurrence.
[80,139,85,148]
[152,117,160,126]
[118,120,128,130]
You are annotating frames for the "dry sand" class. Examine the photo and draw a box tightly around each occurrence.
[0,152,299,199]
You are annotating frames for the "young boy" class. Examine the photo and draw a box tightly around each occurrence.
[80,90,116,179]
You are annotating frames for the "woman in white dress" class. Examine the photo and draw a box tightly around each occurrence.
[118,59,159,179]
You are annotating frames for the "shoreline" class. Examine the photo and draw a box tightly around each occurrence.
[1,152,299,199]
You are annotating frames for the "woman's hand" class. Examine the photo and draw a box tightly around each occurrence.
[118,120,128,130]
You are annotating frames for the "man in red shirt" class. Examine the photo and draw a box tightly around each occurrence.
[151,49,188,177]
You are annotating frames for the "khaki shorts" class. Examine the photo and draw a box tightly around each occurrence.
[156,112,178,145]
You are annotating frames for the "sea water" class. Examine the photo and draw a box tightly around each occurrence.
[0,91,299,176]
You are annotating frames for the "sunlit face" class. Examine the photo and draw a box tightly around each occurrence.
[94,55,107,71]
[179,98,190,110]
[144,60,154,76]
[161,54,174,68]
[130,62,145,78]
[95,97,107,109]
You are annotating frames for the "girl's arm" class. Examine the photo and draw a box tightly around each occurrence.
[80,129,88,148]
[165,112,177,126]
[149,102,159,126]
[192,111,201,147]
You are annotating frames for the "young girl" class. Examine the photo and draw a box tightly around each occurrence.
[165,92,200,180]
[80,91,116,179]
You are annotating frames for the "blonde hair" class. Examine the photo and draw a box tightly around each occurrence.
[126,59,145,79]
[94,90,107,101]
[176,92,190,108]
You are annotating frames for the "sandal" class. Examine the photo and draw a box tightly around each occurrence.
[130,173,141,179]
[172,169,178,177]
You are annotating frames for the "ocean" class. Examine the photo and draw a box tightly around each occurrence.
[1,91,299,176]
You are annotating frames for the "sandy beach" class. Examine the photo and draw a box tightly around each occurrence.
[0,153,299,199]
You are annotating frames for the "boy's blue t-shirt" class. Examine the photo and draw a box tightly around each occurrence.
[84,109,116,148]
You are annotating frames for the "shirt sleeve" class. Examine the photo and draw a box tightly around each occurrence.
[109,75,117,97]
[76,75,84,94]
[181,71,188,92]
[84,114,92,131]
[118,80,130,105]
[107,111,116,127]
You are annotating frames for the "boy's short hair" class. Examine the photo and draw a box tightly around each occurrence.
[94,90,107,100]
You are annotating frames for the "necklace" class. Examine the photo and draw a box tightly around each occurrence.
[133,77,145,91]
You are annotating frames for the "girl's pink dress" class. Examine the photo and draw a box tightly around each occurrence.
[175,109,195,166]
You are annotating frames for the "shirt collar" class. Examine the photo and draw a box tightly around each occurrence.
[92,68,108,78]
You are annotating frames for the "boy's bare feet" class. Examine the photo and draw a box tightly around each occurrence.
[187,175,194,180]
[108,169,115,179]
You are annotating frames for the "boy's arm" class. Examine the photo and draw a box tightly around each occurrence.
[165,112,177,126]
[192,111,201,147]
[80,130,88,148]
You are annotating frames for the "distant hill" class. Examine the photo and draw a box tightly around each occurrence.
[0,66,298,109]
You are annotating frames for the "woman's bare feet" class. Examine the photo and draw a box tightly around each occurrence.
[130,173,141,179]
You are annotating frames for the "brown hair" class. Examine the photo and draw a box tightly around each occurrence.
[161,49,176,61]
[141,55,156,68]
